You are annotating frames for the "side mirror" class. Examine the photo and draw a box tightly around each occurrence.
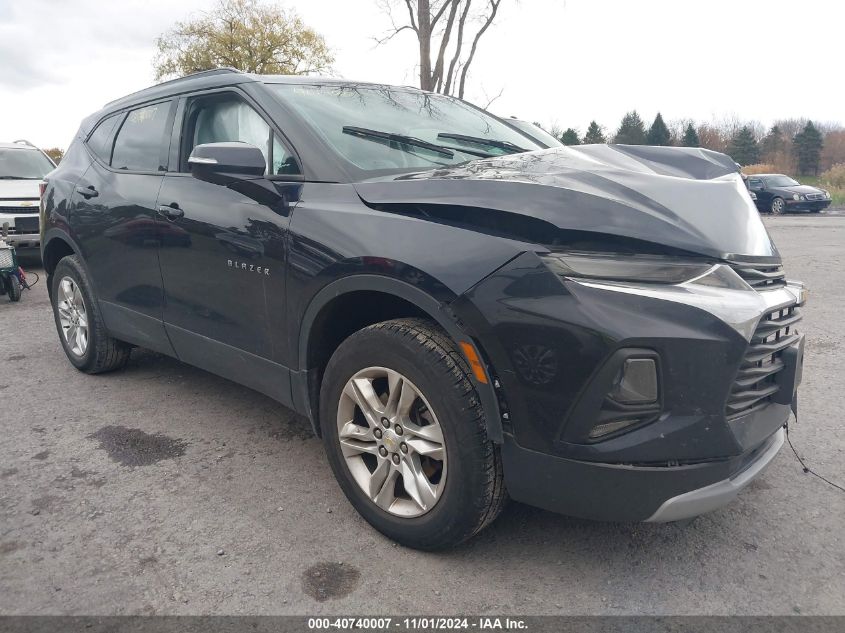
[188,142,266,186]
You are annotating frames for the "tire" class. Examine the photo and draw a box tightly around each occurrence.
[51,255,130,374]
[320,318,507,550]
[7,275,21,302]
[770,197,786,215]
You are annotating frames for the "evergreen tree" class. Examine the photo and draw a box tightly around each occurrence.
[761,125,784,159]
[681,123,700,147]
[793,121,824,175]
[560,128,581,145]
[613,111,647,145]
[583,120,606,144]
[727,126,760,166]
[646,113,671,146]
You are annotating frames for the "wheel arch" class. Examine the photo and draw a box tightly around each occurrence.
[41,230,83,300]
[294,274,503,443]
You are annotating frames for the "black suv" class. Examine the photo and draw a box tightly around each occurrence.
[42,69,805,549]
[746,173,832,214]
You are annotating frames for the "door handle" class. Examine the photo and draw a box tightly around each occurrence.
[76,185,98,199]
[157,204,184,220]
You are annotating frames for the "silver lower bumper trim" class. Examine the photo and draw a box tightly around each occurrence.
[646,427,785,522]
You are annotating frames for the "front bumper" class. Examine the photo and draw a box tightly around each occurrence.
[4,232,40,250]
[501,426,784,522]
[0,211,41,251]
[786,199,832,212]
[458,251,802,522]
[646,427,784,521]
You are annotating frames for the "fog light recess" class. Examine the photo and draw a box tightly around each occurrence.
[588,418,642,439]
[586,355,661,441]
[609,358,658,404]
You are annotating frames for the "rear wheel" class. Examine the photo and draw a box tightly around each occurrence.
[51,255,130,373]
[770,197,786,215]
[320,318,506,550]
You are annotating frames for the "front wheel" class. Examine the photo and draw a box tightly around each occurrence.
[320,318,506,550]
[770,197,786,215]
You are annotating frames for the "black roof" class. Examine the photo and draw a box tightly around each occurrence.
[103,68,254,111]
[102,68,425,113]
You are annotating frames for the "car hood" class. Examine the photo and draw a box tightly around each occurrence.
[354,145,779,261]
[0,179,41,201]
[780,184,823,195]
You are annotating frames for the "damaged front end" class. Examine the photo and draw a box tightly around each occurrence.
[356,144,805,522]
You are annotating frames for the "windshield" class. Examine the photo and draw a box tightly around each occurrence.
[505,119,563,148]
[765,175,800,187]
[267,83,543,176]
[0,148,54,179]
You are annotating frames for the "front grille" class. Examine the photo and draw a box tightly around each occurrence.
[726,303,801,418]
[0,206,38,213]
[805,193,825,201]
[731,263,787,290]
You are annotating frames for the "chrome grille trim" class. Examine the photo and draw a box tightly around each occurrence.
[730,263,787,290]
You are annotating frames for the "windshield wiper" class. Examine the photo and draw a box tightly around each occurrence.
[436,133,528,154]
[437,145,498,158]
[342,126,454,158]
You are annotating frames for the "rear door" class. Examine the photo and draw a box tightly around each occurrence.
[71,100,176,354]
[154,89,302,404]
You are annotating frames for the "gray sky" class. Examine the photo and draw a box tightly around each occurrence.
[1,0,843,148]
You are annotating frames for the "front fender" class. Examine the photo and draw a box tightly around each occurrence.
[294,274,504,443]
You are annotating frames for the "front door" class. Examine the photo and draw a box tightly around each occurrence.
[155,91,301,403]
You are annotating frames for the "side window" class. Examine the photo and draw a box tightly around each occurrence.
[86,113,123,164]
[748,178,763,189]
[185,95,300,175]
[112,102,173,172]
[272,134,299,175]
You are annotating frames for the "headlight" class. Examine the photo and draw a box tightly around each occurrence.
[824,190,831,199]
[541,252,715,285]
[793,194,801,201]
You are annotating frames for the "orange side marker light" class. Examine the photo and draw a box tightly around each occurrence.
[459,341,489,384]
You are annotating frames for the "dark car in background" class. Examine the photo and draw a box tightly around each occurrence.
[41,69,805,549]
[746,173,832,214]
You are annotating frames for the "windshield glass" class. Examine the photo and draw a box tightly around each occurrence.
[765,175,800,187]
[506,119,563,148]
[0,148,54,179]
[266,83,543,176]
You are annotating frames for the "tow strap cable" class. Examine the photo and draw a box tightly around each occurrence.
[785,422,845,495]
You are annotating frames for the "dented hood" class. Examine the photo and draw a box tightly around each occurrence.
[354,144,779,261]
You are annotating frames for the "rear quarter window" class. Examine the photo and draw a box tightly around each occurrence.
[111,101,174,172]
[86,113,123,164]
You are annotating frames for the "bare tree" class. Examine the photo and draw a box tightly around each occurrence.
[376,0,503,98]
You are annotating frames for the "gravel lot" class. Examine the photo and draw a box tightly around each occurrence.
[1,215,843,616]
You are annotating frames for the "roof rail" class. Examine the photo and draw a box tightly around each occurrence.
[103,67,244,108]
[13,139,37,148]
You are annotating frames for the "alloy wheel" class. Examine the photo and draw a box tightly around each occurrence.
[57,276,89,356]
[336,367,447,517]
[771,198,785,215]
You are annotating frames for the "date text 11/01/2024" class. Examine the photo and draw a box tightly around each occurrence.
[307,617,528,630]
